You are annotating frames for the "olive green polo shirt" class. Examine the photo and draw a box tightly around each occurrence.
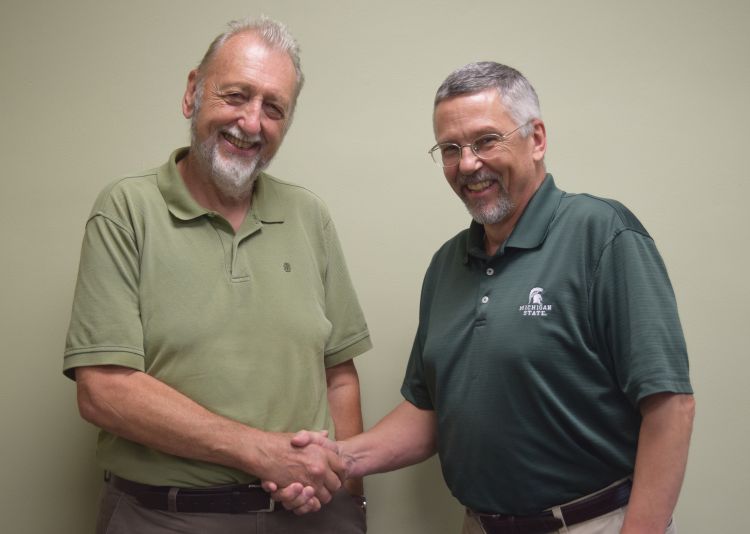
[402,174,691,514]
[64,148,372,486]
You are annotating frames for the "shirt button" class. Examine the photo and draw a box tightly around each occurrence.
[486,268,494,276]
[481,296,489,304]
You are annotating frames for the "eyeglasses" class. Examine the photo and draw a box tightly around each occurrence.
[428,123,528,167]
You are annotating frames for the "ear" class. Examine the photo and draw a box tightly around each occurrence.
[182,69,199,119]
[530,119,547,163]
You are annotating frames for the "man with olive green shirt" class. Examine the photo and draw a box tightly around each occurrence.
[64,17,369,534]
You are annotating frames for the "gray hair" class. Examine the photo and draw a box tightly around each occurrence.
[434,62,540,136]
[196,16,305,106]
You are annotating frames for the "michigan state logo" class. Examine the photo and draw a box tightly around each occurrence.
[519,287,552,317]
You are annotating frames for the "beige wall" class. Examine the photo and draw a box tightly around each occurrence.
[1,0,747,532]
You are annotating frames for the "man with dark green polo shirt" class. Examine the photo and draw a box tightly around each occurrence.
[64,17,369,534]
[269,62,694,534]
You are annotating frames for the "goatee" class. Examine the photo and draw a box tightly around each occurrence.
[459,170,515,225]
[191,122,267,200]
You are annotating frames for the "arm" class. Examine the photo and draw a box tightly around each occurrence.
[326,359,364,495]
[266,399,437,512]
[266,400,437,508]
[76,365,344,501]
[339,399,437,478]
[620,393,695,534]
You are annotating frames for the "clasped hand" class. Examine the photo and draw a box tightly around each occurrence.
[262,430,344,514]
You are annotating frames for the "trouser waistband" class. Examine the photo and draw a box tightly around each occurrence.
[109,473,276,514]
[472,478,632,534]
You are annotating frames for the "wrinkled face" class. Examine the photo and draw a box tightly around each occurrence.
[433,89,543,226]
[183,32,298,196]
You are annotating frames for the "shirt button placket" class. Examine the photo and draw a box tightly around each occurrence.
[482,267,494,304]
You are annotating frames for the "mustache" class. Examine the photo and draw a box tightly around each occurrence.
[222,125,263,144]
[456,169,501,187]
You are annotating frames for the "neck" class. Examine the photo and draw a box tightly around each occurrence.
[178,153,253,232]
[483,227,505,257]
[482,204,525,256]
[483,170,546,256]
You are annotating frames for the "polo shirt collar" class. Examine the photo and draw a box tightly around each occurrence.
[157,147,285,224]
[249,172,285,224]
[466,174,563,261]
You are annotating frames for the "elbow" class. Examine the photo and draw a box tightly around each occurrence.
[75,368,104,426]
[75,366,131,429]
[424,433,438,460]
[682,394,696,428]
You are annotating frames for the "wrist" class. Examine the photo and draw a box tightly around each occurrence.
[236,427,274,477]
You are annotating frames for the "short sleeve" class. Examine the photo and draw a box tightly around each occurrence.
[400,267,436,410]
[63,213,145,379]
[321,218,372,367]
[590,229,692,405]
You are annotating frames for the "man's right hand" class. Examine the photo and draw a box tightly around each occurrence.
[261,430,345,514]
[251,431,344,506]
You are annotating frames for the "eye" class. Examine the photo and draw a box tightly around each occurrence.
[473,134,502,155]
[222,92,246,106]
[263,103,286,120]
[439,144,460,158]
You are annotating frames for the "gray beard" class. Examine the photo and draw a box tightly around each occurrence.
[190,119,267,200]
[467,195,514,225]
[459,171,515,225]
[199,140,264,199]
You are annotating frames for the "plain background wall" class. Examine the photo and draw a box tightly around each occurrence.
[1,0,748,532]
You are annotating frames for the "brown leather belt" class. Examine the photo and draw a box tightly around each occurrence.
[110,474,276,514]
[475,479,632,534]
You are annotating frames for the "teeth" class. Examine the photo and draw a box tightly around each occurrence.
[466,180,491,191]
[223,132,257,150]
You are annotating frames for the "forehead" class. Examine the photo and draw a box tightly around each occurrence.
[203,33,297,102]
[433,89,514,142]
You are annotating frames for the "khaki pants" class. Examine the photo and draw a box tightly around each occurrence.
[96,479,366,534]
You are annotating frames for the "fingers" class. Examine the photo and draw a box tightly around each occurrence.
[269,482,304,503]
[291,429,331,446]
[290,431,311,448]
[261,480,277,493]
[320,451,344,499]
[292,495,322,515]
[268,483,322,514]
[259,430,344,511]
[291,431,341,457]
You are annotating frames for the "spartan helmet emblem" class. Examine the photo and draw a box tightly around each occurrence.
[528,287,544,305]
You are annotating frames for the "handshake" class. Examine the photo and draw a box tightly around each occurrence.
[259,430,356,515]
[256,401,434,514]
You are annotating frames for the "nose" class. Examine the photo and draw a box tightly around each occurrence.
[457,145,482,176]
[237,100,262,136]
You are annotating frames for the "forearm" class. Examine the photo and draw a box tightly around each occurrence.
[326,359,364,494]
[621,393,695,533]
[76,365,265,475]
[341,400,437,479]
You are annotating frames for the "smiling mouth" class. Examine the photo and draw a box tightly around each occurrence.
[222,132,261,151]
[465,180,493,192]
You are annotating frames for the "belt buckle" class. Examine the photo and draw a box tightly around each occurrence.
[248,484,275,512]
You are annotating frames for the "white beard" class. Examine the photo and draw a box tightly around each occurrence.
[191,121,267,200]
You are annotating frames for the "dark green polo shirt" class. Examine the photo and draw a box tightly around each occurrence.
[402,174,691,514]
[64,148,372,486]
